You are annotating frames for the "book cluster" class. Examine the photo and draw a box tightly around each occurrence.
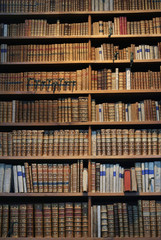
[0,69,89,92]
[0,43,89,63]
[91,200,161,237]
[0,68,160,92]
[1,0,161,12]
[0,161,88,193]
[92,129,161,156]
[0,0,89,12]
[0,129,89,156]
[0,97,88,123]
[91,43,161,60]
[92,17,161,35]
[0,202,88,238]
[91,68,161,90]
[91,161,161,193]
[91,99,161,122]
[0,20,89,37]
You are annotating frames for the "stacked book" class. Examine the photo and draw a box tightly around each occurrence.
[91,43,161,60]
[92,17,161,35]
[0,68,89,92]
[91,98,161,122]
[0,20,88,37]
[91,200,161,237]
[0,161,88,193]
[90,161,161,193]
[91,68,161,90]
[1,43,89,62]
[0,97,88,123]
[92,128,161,156]
[0,129,89,156]
[0,202,88,238]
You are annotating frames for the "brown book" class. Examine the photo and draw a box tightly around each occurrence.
[26,204,34,237]
[35,204,43,237]
[44,203,52,237]
[19,204,27,237]
[51,203,58,237]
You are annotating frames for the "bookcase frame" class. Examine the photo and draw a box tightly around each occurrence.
[0,1,161,239]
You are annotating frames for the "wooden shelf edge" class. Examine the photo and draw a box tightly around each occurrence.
[0,9,161,16]
[0,193,87,197]
[88,192,161,197]
[1,59,161,65]
[0,192,160,197]
[0,89,161,95]
[0,238,159,240]
[0,155,160,160]
[0,34,161,40]
[0,121,160,127]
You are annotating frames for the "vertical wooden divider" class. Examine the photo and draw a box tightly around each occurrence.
[88,63,92,237]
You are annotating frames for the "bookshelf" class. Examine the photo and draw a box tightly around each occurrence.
[0,0,161,238]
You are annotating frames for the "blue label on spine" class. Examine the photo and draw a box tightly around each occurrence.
[17,172,22,176]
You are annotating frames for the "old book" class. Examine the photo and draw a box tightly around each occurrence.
[44,203,52,237]
[3,164,12,193]
[124,169,131,191]
[35,204,43,237]
[19,204,27,237]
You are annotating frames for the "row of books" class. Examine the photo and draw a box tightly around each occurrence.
[91,68,161,90]
[91,99,161,122]
[91,43,161,60]
[91,129,161,156]
[1,16,161,37]
[92,17,161,35]
[0,69,89,92]
[113,0,161,10]
[1,160,161,193]
[0,161,88,193]
[0,128,161,157]
[0,0,89,12]
[91,161,161,193]
[91,200,161,237]
[0,130,89,157]
[0,68,160,92]
[1,43,161,63]
[0,20,89,37]
[0,97,88,123]
[0,202,88,238]
[1,0,161,12]
[1,43,89,63]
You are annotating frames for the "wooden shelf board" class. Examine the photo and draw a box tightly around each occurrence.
[0,238,160,240]
[0,89,160,95]
[0,192,87,197]
[0,34,161,40]
[1,59,161,65]
[0,9,161,16]
[0,155,160,160]
[88,192,161,197]
[0,192,160,197]
[0,121,160,127]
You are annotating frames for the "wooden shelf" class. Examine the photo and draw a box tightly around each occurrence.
[0,89,161,95]
[0,34,161,40]
[0,238,160,240]
[0,192,87,197]
[88,192,161,197]
[1,59,160,66]
[0,155,160,161]
[0,9,161,16]
[0,121,160,127]
[0,192,160,197]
